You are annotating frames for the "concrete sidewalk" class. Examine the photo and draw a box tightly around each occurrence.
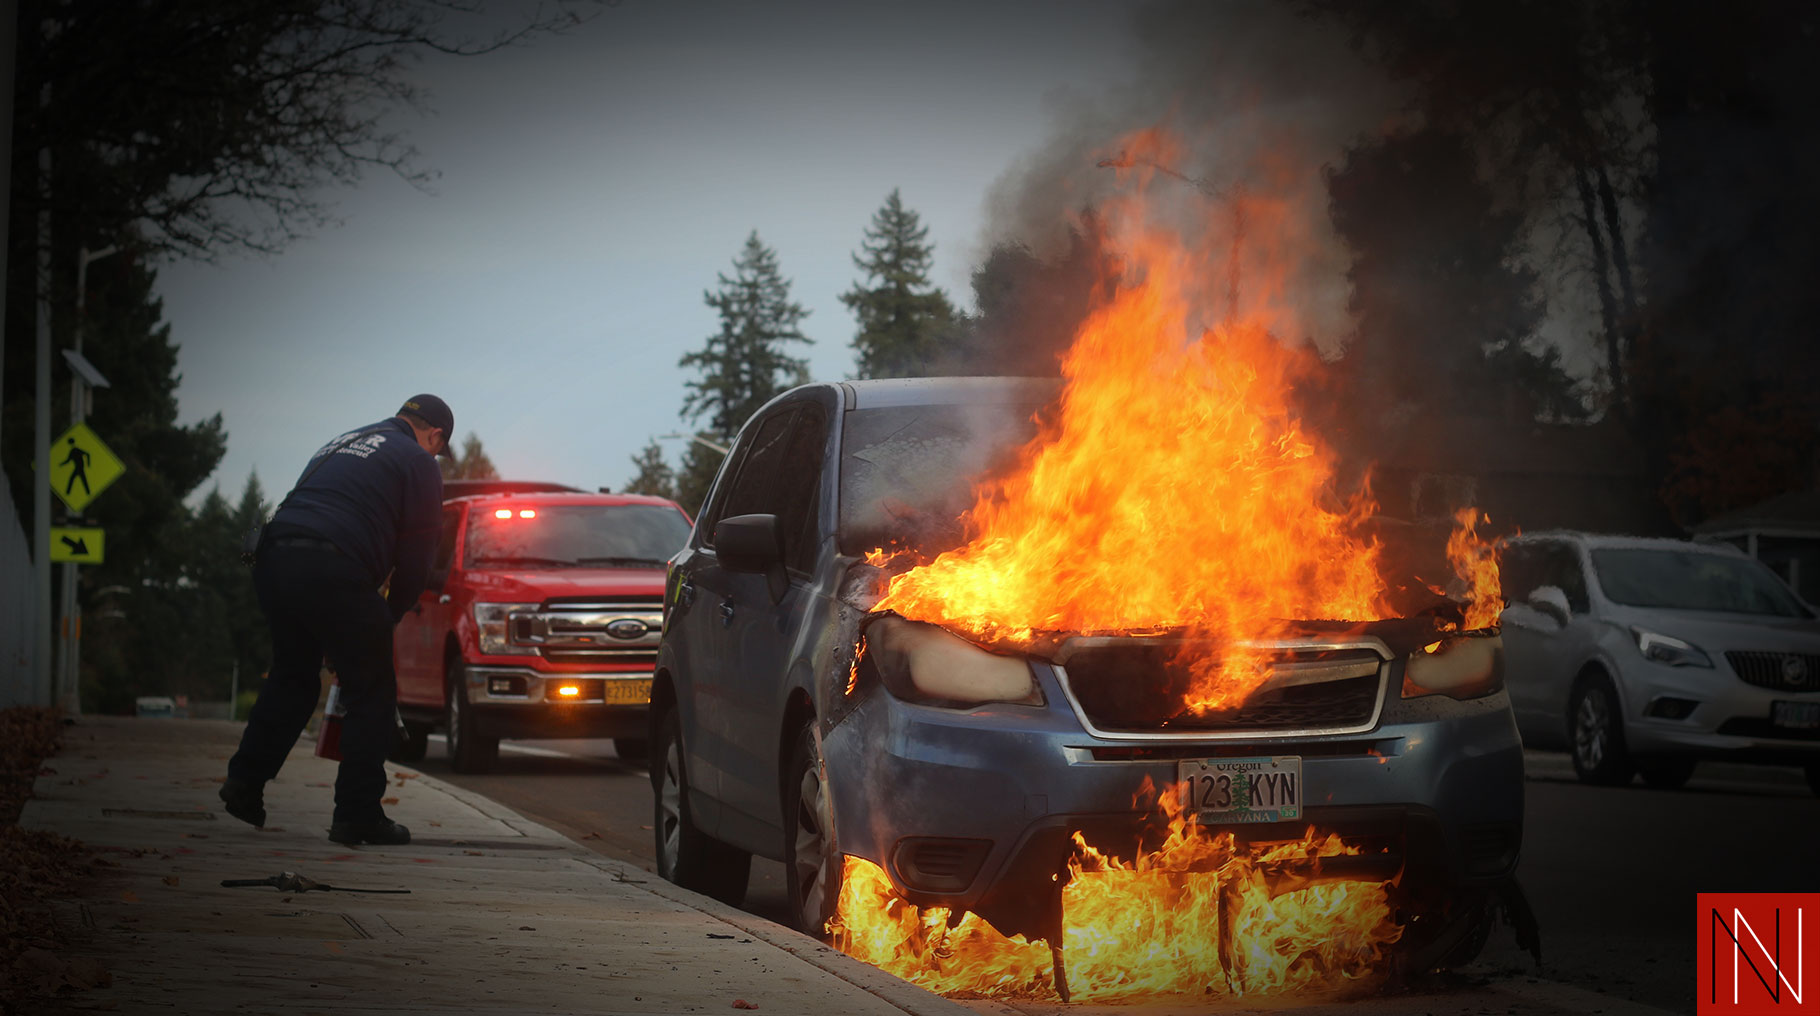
[19,716,970,1016]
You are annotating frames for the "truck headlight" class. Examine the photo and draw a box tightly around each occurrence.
[865,614,1043,706]
[473,602,539,656]
[1631,628,1712,668]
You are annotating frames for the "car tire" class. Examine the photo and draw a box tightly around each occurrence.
[613,737,649,766]
[651,705,750,905]
[389,721,430,764]
[1636,755,1696,789]
[1568,674,1634,786]
[784,723,841,939]
[446,660,498,774]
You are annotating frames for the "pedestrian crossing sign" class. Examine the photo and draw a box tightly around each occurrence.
[50,422,125,513]
[50,526,104,564]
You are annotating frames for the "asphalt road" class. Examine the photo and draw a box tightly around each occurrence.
[416,736,1819,1015]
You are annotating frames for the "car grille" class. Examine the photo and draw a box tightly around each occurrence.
[1725,651,1820,693]
[1054,641,1386,736]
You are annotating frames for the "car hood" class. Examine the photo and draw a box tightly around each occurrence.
[1606,605,1820,654]
[459,567,665,602]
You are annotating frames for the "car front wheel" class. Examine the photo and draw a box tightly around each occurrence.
[651,705,750,905]
[446,660,498,774]
[1568,675,1634,786]
[784,723,841,938]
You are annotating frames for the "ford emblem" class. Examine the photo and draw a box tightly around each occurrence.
[606,618,648,640]
[1783,654,1808,687]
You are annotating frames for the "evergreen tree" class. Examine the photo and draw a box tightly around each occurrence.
[842,190,959,378]
[440,432,499,480]
[622,440,677,501]
[674,231,810,512]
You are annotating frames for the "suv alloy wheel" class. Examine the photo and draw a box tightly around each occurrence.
[651,704,750,904]
[446,659,499,774]
[784,724,841,937]
[1569,674,1634,785]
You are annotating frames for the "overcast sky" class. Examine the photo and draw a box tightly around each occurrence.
[158,1,1142,502]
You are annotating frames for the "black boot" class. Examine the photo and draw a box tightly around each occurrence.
[218,779,266,828]
[328,817,411,846]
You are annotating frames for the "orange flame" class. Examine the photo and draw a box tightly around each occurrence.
[833,783,1400,1001]
[870,130,1501,707]
[1446,508,1502,629]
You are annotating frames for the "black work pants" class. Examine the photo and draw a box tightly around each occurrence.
[227,542,397,825]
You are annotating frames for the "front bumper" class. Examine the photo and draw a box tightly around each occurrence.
[823,661,1524,919]
[1619,659,1820,763]
[462,664,651,740]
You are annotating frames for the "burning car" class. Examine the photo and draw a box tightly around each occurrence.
[653,375,1531,1000]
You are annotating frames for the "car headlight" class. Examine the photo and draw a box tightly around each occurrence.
[864,614,1043,706]
[1402,633,1505,700]
[1631,628,1712,668]
[473,602,540,656]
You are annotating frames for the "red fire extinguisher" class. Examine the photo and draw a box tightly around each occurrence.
[314,682,346,761]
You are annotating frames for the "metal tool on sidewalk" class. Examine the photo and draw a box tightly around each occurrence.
[220,871,410,894]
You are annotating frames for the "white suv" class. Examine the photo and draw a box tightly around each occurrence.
[1499,531,1820,792]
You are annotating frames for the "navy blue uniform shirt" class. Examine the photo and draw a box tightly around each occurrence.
[270,417,444,621]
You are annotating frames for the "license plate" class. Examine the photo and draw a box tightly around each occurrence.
[1771,700,1820,730]
[602,679,652,705]
[1178,756,1302,823]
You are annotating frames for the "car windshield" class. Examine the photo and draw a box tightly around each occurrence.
[464,504,691,569]
[836,401,1045,556]
[1590,548,1810,617]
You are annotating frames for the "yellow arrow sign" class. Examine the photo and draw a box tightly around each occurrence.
[50,422,125,513]
[50,526,105,564]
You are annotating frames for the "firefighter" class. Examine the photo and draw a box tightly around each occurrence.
[220,394,452,845]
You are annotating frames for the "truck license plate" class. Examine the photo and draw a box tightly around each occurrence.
[1772,700,1820,730]
[1178,756,1302,823]
[603,679,652,705]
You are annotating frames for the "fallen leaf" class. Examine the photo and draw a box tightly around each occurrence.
[640,824,653,830]
[732,1000,759,1010]
[381,797,399,805]
[323,942,344,954]
[162,876,180,887]
[119,890,139,903]
[518,925,536,931]
[464,850,483,856]
[427,821,441,828]
[581,832,602,840]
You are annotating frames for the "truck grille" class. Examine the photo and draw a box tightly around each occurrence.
[1726,651,1820,693]
[1055,640,1386,736]
[510,598,663,664]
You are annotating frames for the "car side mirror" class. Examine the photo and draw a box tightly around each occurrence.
[716,514,789,602]
[1527,585,1572,627]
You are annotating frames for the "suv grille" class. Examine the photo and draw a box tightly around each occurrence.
[1055,642,1385,735]
[1726,651,1820,693]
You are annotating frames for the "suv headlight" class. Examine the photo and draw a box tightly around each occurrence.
[473,602,540,656]
[865,614,1043,706]
[1402,633,1505,700]
[1631,628,1712,668]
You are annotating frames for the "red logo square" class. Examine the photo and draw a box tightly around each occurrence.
[1699,892,1818,1014]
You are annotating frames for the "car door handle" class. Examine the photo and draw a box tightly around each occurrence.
[677,577,696,608]
[719,600,735,627]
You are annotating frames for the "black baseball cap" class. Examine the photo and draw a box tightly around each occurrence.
[399,394,455,458]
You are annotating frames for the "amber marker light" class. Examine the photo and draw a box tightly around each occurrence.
[556,684,580,698]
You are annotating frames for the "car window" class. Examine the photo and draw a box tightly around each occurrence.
[433,506,462,575]
[714,407,827,574]
[1591,548,1811,617]
[1497,543,1541,606]
[1537,543,1591,613]
[464,504,692,568]
[836,401,1043,556]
